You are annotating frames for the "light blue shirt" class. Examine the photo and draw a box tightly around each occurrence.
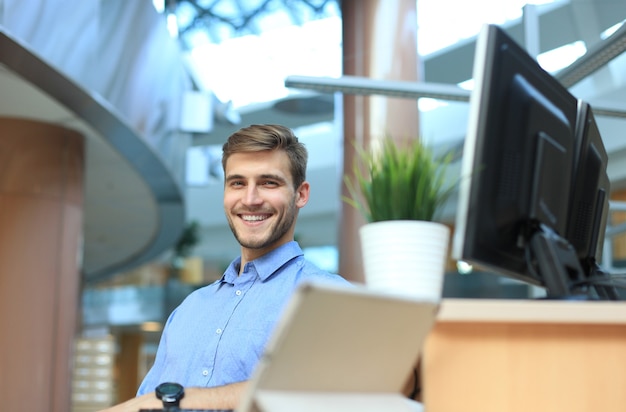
[137,241,349,395]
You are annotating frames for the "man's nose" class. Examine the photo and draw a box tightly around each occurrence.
[243,185,262,205]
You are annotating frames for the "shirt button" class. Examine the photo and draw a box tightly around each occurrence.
[202,369,209,376]
[235,290,242,296]
[216,328,222,334]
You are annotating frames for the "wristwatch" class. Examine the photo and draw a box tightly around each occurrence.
[156,382,185,408]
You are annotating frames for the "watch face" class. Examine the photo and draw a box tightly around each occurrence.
[156,382,184,405]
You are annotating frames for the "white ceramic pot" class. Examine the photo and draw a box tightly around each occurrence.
[359,220,450,302]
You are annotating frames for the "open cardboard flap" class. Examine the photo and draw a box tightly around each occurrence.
[237,282,438,412]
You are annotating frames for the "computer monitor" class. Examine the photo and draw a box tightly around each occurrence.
[567,101,617,299]
[453,24,616,299]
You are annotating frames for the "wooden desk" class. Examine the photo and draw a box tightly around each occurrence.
[423,299,626,412]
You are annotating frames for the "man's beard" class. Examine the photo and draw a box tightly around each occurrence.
[228,199,298,250]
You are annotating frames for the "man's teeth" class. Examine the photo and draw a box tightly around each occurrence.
[242,215,267,221]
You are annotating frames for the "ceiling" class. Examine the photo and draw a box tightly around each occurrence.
[165,0,340,50]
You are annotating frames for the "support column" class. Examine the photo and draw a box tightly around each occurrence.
[0,118,84,412]
[339,0,420,282]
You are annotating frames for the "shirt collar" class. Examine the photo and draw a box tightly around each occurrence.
[221,241,304,283]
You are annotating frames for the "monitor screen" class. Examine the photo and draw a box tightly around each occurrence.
[452,24,614,299]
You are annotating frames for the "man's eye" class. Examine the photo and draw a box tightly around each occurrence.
[230,181,245,187]
[262,181,279,187]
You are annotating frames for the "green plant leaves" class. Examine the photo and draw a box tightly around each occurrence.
[343,138,456,223]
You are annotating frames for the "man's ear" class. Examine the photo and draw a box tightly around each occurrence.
[295,181,310,208]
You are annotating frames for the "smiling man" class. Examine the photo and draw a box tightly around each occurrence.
[223,137,307,268]
[100,124,350,412]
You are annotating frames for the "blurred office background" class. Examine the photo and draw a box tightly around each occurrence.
[1,0,626,410]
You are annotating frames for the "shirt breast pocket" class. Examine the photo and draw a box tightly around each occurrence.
[213,320,276,384]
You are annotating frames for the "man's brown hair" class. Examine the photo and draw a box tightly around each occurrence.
[222,124,308,188]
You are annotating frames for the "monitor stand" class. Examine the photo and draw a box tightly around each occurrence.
[529,224,622,300]
[588,265,621,300]
[529,224,590,300]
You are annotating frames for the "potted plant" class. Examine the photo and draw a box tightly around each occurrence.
[170,220,203,284]
[171,220,201,270]
[343,137,457,301]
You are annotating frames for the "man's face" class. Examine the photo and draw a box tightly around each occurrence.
[223,150,309,260]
